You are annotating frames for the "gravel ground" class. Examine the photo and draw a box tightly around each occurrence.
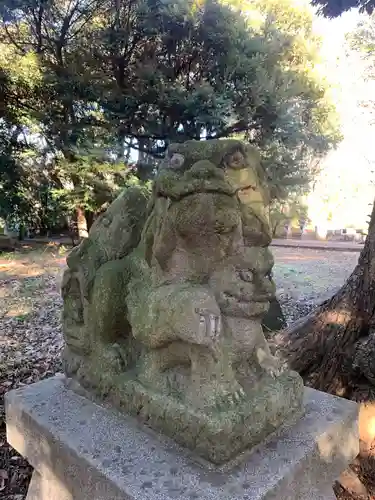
[272,247,359,324]
[0,245,361,499]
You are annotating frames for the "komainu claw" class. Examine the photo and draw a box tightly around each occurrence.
[197,309,222,342]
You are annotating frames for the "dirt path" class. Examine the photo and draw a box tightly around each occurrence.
[272,238,364,252]
[0,246,362,499]
[273,247,358,323]
[0,247,66,499]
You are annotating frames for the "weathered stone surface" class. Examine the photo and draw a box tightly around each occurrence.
[262,296,287,335]
[26,471,72,500]
[61,139,304,464]
[75,369,303,465]
[6,376,359,500]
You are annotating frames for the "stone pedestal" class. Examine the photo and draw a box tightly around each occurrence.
[6,376,358,500]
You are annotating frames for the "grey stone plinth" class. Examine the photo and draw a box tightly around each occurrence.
[6,376,358,500]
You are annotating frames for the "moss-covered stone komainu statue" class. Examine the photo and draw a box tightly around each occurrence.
[62,139,303,465]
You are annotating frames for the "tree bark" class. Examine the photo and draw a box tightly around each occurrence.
[275,199,375,398]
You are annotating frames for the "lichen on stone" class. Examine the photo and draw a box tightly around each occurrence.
[61,139,303,465]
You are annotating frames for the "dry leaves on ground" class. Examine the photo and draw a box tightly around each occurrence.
[0,244,66,500]
[0,244,369,500]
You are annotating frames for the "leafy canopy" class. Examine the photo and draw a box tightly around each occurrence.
[311,0,375,17]
[0,0,341,230]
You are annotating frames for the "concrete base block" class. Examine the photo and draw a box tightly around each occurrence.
[6,376,359,500]
[26,470,72,500]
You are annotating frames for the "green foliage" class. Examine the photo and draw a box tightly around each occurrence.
[311,0,375,17]
[0,117,33,226]
[230,0,341,196]
[347,14,375,61]
[269,195,308,236]
[0,0,341,229]
[52,153,149,215]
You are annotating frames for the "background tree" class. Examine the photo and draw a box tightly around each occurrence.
[276,8,375,398]
[0,0,125,236]
[269,194,308,237]
[312,0,375,17]
[0,53,44,235]
[71,0,340,191]
[0,0,340,237]
[234,0,340,196]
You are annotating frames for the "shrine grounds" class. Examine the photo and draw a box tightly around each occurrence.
[0,245,363,499]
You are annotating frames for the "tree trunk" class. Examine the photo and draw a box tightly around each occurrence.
[18,224,26,241]
[275,199,375,398]
[85,211,95,232]
[76,206,88,239]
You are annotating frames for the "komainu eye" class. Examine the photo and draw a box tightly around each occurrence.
[169,153,185,169]
[238,270,254,282]
[224,150,246,169]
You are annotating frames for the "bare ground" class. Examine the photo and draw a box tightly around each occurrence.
[0,244,66,499]
[0,245,367,499]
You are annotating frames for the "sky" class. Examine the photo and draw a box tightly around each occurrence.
[314,8,361,37]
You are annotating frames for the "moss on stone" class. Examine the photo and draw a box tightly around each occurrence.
[62,139,303,466]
